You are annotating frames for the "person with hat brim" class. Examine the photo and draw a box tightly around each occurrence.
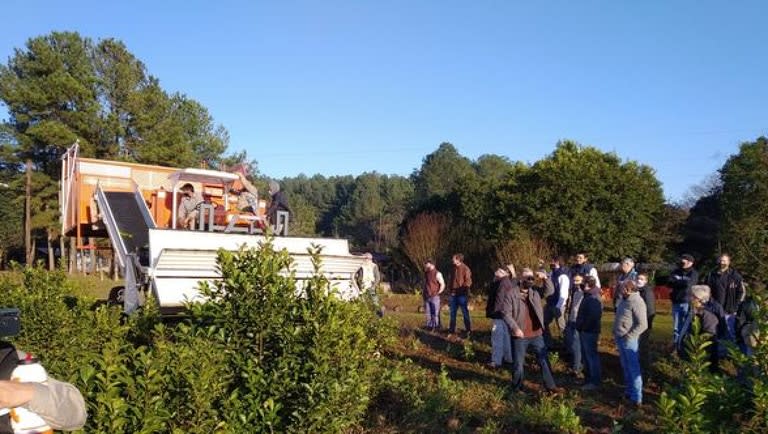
[669,254,698,347]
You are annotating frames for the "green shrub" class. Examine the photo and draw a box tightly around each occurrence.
[514,394,586,434]
[0,240,384,433]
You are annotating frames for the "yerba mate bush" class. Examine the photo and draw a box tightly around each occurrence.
[0,240,384,433]
[658,295,768,434]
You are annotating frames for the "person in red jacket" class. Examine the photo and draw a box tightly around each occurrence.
[448,253,472,336]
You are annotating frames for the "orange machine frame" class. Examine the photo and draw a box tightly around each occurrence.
[61,155,265,248]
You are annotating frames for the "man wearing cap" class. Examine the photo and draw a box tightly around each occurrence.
[678,285,726,372]
[705,254,744,343]
[669,254,698,346]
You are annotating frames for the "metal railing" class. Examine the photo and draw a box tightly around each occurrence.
[59,141,79,234]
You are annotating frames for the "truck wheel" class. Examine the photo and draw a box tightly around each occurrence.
[108,286,125,305]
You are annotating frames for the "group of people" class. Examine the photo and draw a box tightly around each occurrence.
[177,172,291,233]
[669,254,755,368]
[420,251,757,406]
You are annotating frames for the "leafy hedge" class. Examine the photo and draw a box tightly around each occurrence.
[658,294,768,433]
[0,241,385,433]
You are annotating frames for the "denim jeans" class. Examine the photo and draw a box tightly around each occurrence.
[511,335,556,390]
[564,321,582,372]
[491,319,513,365]
[724,313,737,342]
[425,296,441,328]
[616,336,643,404]
[579,331,601,386]
[449,294,471,333]
[672,303,689,345]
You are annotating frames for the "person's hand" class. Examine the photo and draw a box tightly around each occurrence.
[513,328,524,338]
[0,381,35,408]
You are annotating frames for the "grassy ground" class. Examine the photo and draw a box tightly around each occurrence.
[373,292,678,433]
[0,270,120,299]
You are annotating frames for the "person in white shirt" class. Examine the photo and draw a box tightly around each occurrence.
[423,259,445,330]
[543,256,570,348]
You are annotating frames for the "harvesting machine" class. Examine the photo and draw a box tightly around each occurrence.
[59,143,365,313]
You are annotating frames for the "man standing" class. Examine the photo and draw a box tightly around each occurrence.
[498,272,558,393]
[356,253,383,317]
[266,180,291,235]
[576,275,603,390]
[564,274,585,376]
[613,257,638,310]
[571,252,601,289]
[543,256,570,348]
[669,254,698,346]
[423,259,445,330]
[636,273,656,370]
[448,253,472,336]
[705,254,744,342]
[613,280,648,406]
[486,266,514,368]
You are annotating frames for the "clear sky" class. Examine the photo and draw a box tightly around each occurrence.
[2,1,767,201]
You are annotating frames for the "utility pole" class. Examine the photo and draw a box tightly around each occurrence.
[25,159,32,265]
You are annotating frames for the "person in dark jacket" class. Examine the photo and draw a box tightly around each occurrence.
[543,257,569,349]
[576,275,603,390]
[736,293,758,357]
[564,274,585,376]
[497,272,558,393]
[266,180,291,234]
[636,273,656,370]
[669,253,698,346]
[487,267,514,368]
[705,254,744,343]
[571,252,601,289]
[678,285,726,373]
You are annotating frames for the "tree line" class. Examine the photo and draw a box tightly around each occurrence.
[1,32,766,287]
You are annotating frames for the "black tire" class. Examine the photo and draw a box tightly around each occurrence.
[108,286,125,305]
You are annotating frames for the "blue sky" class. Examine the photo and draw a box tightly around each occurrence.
[2,1,767,201]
